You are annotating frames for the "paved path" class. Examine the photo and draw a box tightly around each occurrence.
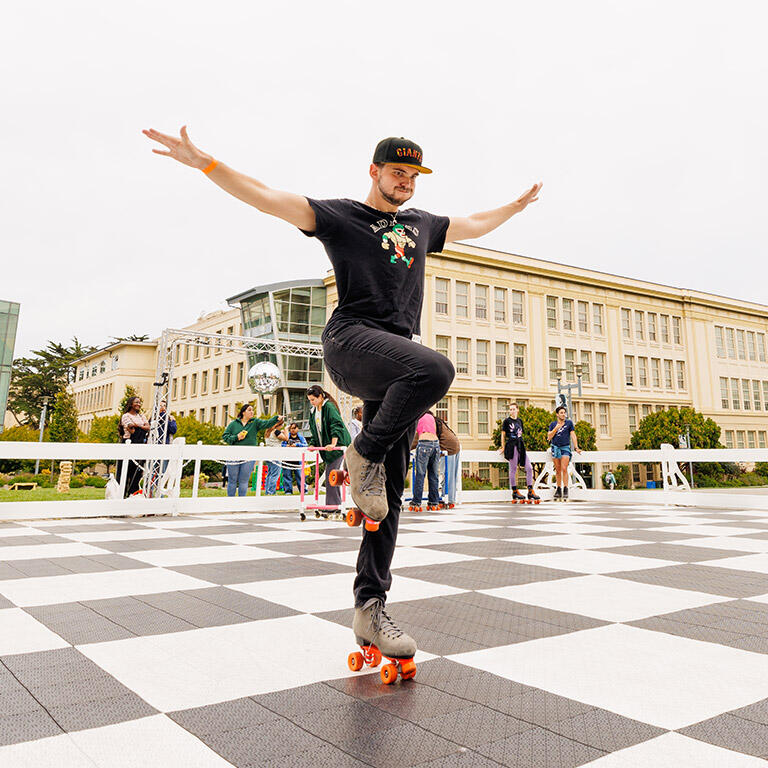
[1,501,768,766]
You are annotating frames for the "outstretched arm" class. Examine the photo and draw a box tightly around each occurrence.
[143,126,315,231]
[445,183,541,242]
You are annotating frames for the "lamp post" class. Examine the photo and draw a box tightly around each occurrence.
[34,397,49,476]
[555,365,583,417]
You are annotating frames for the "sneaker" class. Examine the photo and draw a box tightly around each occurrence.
[344,443,389,522]
[353,598,417,659]
[563,486,569,502]
[553,487,562,501]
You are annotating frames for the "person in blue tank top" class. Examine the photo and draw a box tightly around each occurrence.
[547,405,582,501]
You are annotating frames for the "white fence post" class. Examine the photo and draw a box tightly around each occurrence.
[191,440,202,498]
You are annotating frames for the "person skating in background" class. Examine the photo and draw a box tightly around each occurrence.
[306,385,350,508]
[222,404,283,497]
[118,395,150,497]
[410,411,442,511]
[500,402,539,503]
[280,422,307,494]
[263,423,284,495]
[435,413,460,507]
[347,406,363,443]
[604,469,616,490]
[547,405,582,501]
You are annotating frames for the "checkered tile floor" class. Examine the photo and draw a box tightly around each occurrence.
[2,502,768,766]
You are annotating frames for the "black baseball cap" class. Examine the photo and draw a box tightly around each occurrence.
[372,137,432,174]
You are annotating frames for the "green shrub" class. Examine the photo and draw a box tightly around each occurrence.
[84,476,107,488]
[68,476,85,488]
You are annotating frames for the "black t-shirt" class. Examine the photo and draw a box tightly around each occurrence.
[502,417,524,443]
[301,198,450,337]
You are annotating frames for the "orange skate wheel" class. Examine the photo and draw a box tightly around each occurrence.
[380,663,398,684]
[346,508,362,527]
[328,469,344,486]
[370,647,382,667]
[364,519,380,532]
[348,652,364,671]
[400,660,416,679]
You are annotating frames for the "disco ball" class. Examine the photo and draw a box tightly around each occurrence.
[248,362,282,394]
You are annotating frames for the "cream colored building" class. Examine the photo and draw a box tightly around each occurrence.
[324,242,768,458]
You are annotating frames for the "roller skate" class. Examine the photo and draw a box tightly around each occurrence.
[511,488,526,504]
[348,598,417,685]
[407,504,423,512]
[344,507,383,532]
[426,503,441,511]
[527,488,541,504]
[338,443,388,525]
[553,487,563,502]
[563,486,569,503]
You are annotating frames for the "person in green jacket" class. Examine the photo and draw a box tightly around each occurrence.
[222,404,283,497]
[306,385,350,507]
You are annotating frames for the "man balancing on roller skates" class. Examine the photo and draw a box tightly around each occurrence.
[143,126,541,678]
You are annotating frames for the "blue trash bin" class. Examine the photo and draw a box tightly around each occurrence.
[646,480,656,489]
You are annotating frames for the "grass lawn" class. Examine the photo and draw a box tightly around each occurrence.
[0,486,301,502]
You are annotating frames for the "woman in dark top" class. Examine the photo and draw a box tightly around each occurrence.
[306,385,351,508]
[118,396,150,497]
[500,402,539,503]
[547,405,582,501]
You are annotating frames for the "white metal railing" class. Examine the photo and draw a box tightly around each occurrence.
[1,441,767,520]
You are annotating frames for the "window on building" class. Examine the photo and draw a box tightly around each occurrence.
[577,301,588,333]
[583,401,593,425]
[664,360,673,389]
[78,368,84,380]
[494,287,507,322]
[475,284,488,320]
[595,352,606,384]
[181,376,187,398]
[720,378,729,409]
[748,431,757,449]
[656,404,665,412]
[754,381,762,411]
[564,348,575,382]
[457,397,470,434]
[736,329,747,360]
[91,365,98,377]
[224,365,232,389]
[511,290,524,325]
[435,398,449,422]
[628,404,638,432]
[672,316,682,345]
[651,358,661,388]
[562,299,574,331]
[184,344,190,363]
[593,304,604,334]
[546,296,558,329]
[758,333,767,362]
[634,311,645,340]
[764,382,768,409]
[580,350,591,383]
[725,430,734,448]
[191,373,198,396]
[760,432,767,449]
[215,330,222,355]
[476,340,489,376]
[743,379,751,410]
[435,278,449,314]
[632,464,641,484]
[599,403,609,435]
[731,378,741,409]
[172,379,178,400]
[495,342,508,377]
[204,341,210,358]
[548,347,560,381]
[715,326,725,358]
[193,344,199,361]
[726,328,736,358]
[648,313,657,341]
[676,361,686,390]
[174,346,180,365]
[642,403,652,418]
[456,282,469,318]
[436,335,450,358]
[210,406,217,425]
[199,408,206,421]
[660,315,670,343]
[747,331,757,360]
[638,357,648,387]
[99,361,106,374]
[513,344,526,379]
[625,356,635,387]
[237,362,244,387]
[496,398,510,424]
[456,338,470,374]
[621,308,631,339]
[736,431,745,449]
[477,397,490,435]
[201,370,208,394]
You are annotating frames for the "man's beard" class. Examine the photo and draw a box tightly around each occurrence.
[378,182,412,207]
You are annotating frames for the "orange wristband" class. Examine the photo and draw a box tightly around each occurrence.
[201,159,218,175]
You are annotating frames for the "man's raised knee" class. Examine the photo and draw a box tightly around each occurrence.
[432,355,455,397]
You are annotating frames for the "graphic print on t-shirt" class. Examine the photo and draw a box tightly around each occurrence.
[381,224,416,268]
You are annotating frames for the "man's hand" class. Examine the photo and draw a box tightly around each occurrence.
[446,182,543,242]
[142,126,211,170]
[237,430,247,441]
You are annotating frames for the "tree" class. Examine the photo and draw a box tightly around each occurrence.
[627,407,722,450]
[490,405,553,452]
[8,338,96,427]
[0,425,41,472]
[119,385,139,413]
[49,390,79,443]
[88,414,120,443]
[111,335,150,343]
[574,420,597,451]
[174,414,226,477]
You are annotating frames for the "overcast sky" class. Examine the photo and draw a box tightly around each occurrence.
[3,1,766,357]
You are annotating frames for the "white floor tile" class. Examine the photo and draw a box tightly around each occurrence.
[0,734,97,768]
[520,523,632,535]
[448,624,768,729]
[392,532,483,548]
[581,732,768,767]
[77,614,434,711]
[507,534,642,550]
[496,550,679,574]
[672,536,768,553]
[481,574,728,622]
[0,543,110,561]
[699,553,768,574]
[0,527,54,537]
[0,568,214,607]
[650,525,766,537]
[206,530,336,545]
[396,521,500,533]
[0,608,70,655]
[70,715,233,767]
[137,518,245,528]
[58,529,188,542]
[124,545,290,567]
[305,546,480,569]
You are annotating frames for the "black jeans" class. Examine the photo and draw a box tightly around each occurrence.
[322,320,455,606]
